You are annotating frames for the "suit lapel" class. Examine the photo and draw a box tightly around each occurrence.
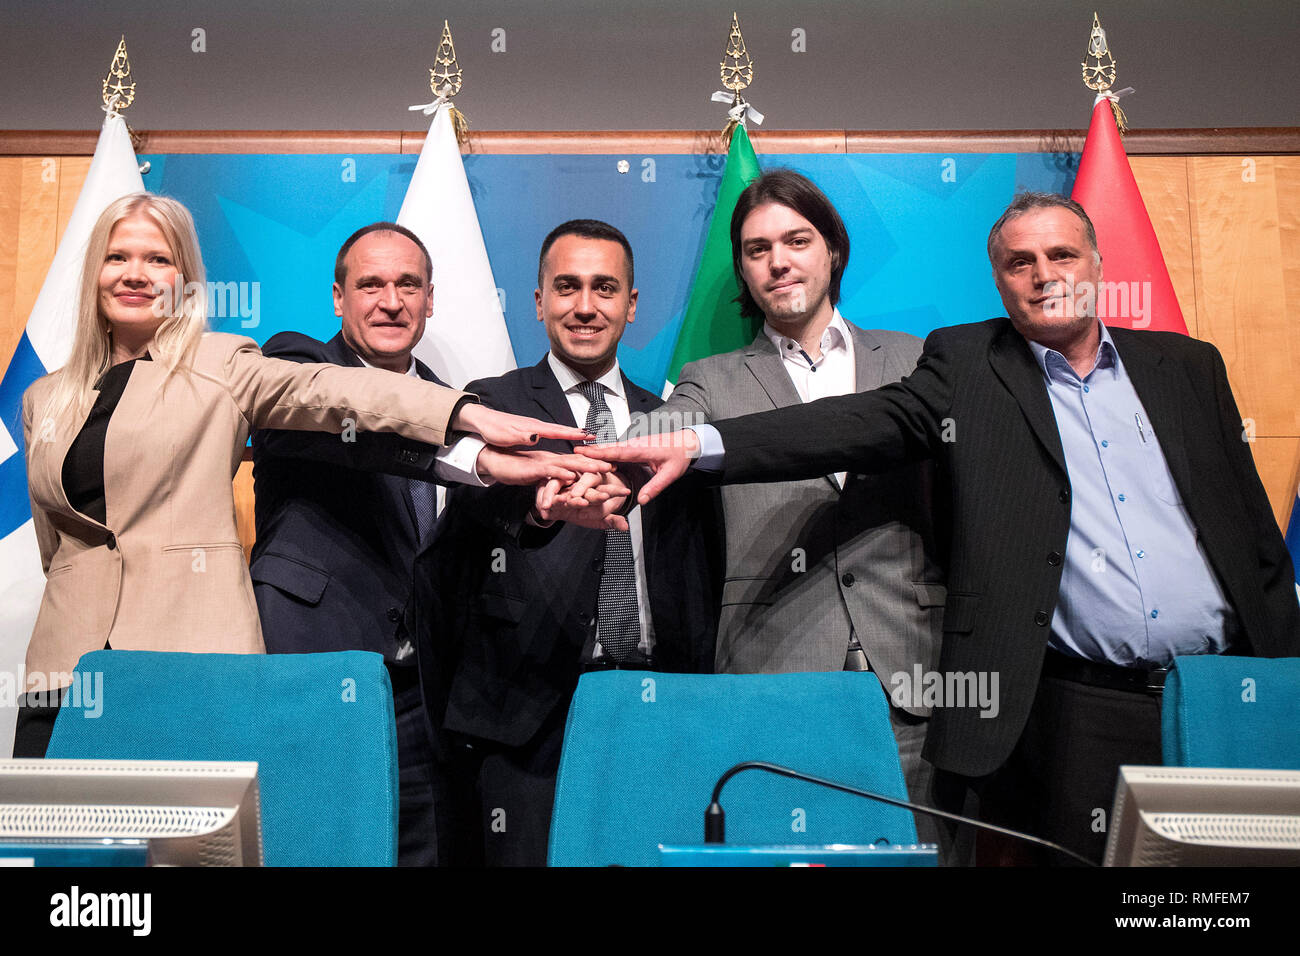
[987,321,1068,476]
[42,381,108,531]
[622,376,658,421]
[1111,328,1191,492]
[331,334,421,536]
[528,357,580,435]
[850,324,887,391]
[745,329,849,494]
[743,334,803,411]
[325,332,365,369]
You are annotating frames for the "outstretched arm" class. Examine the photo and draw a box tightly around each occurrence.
[585,326,957,503]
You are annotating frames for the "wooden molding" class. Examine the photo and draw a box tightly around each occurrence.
[4,127,1297,157]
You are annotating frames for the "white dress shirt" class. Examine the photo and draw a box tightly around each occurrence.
[547,351,656,658]
[762,309,857,488]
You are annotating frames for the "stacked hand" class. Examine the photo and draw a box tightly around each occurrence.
[452,403,699,527]
[535,470,635,531]
[451,402,612,486]
[533,428,702,529]
[577,430,700,505]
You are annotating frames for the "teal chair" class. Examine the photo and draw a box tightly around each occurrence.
[46,649,399,866]
[1163,654,1300,770]
[547,671,918,866]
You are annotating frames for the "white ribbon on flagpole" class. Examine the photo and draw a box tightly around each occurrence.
[710,90,765,127]
[1093,86,1135,108]
[408,92,453,117]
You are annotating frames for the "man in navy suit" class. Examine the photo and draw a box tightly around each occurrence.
[410,220,718,866]
[251,222,600,865]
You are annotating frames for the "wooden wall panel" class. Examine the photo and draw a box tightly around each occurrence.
[1275,156,1300,431]
[234,461,255,560]
[3,159,60,371]
[1268,156,1300,530]
[1189,157,1298,442]
[1130,157,1198,338]
[54,158,90,244]
[1250,437,1298,531]
[0,158,23,370]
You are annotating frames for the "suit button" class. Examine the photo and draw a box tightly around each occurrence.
[1034,611,1049,626]
[105,532,117,550]
[387,607,401,622]
[841,573,855,587]
[1047,552,1061,566]
[592,558,603,572]
[1059,489,1070,504]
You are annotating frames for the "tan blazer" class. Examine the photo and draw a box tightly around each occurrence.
[21,332,469,685]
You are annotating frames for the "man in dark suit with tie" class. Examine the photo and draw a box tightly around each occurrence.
[587,193,1300,864]
[410,220,717,866]
[251,221,601,866]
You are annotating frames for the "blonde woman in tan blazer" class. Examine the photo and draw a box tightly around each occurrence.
[14,193,594,756]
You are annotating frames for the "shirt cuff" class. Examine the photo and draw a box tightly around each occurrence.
[689,424,724,472]
[434,435,493,487]
[525,510,556,529]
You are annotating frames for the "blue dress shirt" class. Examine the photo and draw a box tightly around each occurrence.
[1027,324,1237,666]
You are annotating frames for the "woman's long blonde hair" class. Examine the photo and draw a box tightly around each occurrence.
[44,192,209,423]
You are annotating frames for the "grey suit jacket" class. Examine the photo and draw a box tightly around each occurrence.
[658,323,946,715]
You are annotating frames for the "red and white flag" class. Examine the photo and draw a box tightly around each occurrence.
[1071,96,1188,335]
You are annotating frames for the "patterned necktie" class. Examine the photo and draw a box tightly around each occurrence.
[408,477,438,546]
[577,380,641,662]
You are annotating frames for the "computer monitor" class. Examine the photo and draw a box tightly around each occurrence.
[0,759,262,866]
[1105,765,1300,866]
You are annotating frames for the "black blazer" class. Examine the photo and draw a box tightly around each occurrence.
[250,331,448,663]
[410,357,718,749]
[713,319,1300,777]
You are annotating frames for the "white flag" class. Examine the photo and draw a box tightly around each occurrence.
[398,105,516,389]
[0,110,143,754]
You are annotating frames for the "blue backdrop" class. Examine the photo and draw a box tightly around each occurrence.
[139,151,1077,392]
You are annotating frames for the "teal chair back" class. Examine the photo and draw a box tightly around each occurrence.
[1163,654,1300,770]
[46,650,399,866]
[548,671,918,866]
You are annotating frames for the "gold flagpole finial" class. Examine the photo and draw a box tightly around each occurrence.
[429,20,469,146]
[1080,12,1127,133]
[102,35,137,113]
[719,12,755,148]
[430,19,463,99]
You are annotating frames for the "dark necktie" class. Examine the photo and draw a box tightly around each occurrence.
[578,380,641,662]
[408,477,438,546]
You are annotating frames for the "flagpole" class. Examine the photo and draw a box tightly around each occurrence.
[1069,13,1189,336]
[662,13,765,395]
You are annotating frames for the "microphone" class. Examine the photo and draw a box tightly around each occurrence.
[704,760,1097,867]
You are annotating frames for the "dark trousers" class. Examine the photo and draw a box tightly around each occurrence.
[11,688,67,758]
[437,703,570,867]
[390,671,442,867]
[934,667,1163,866]
[887,705,943,851]
[12,641,109,758]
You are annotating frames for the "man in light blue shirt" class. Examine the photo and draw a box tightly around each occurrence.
[586,192,1299,864]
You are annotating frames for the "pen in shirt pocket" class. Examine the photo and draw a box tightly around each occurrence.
[1134,413,1148,444]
